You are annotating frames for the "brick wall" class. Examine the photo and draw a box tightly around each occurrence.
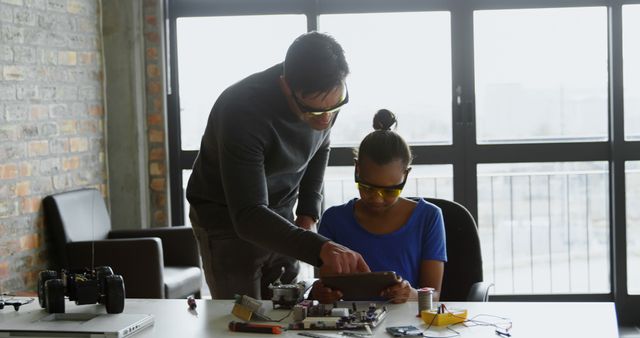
[0,0,106,293]
[143,0,170,227]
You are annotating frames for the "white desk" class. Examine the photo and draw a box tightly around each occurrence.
[1,298,618,337]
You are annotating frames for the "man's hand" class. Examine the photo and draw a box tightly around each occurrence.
[295,215,316,231]
[319,241,370,274]
[381,280,415,304]
[310,280,342,304]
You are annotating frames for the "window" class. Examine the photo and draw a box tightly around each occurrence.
[176,15,306,150]
[320,12,452,146]
[623,5,640,141]
[478,162,610,294]
[627,161,640,294]
[474,7,608,144]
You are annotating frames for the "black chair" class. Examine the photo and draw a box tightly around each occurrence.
[43,188,202,299]
[422,198,493,301]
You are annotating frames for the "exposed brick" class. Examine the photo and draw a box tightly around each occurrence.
[13,46,35,63]
[78,120,98,133]
[88,105,102,117]
[147,81,161,95]
[78,85,98,100]
[29,177,52,194]
[148,129,163,143]
[0,84,17,100]
[38,158,60,175]
[0,7,13,23]
[152,97,163,112]
[0,200,18,218]
[6,104,28,121]
[145,32,159,43]
[0,124,20,142]
[69,137,88,152]
[153,210,166,224]
[147,113,162,126]
[146,47,158,60]
[0,262,8,279]
[0,143,26,160]
[16,84,37,100]
[149,162,164,176]
[2,0,24,5]
[0,184,15,200]
[66,0,85,14]
[1,25,25,44]
[25,0,46,9]
[150,178,165,192]
[146,64,160,78]
[0,45,13,62]
[145,15,157,26]
[60,120,77,134]
[0,164,19,179]
[15,181,30,197]
[46,0,66,12]
[29,105,48,120]
[62,156,80,171]
[78,52,93,65]
[52,174,72,190]
[14,8,37,26]
[50,138,69,153]
[38,48,57,65]
[58,51,77,65]
[77,18,96,33]
[27,140,49,157]
[149,147,164,161]
[19,233,39,250]
[19,162,33,176]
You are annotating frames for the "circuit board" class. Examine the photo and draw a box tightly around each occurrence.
[288,301,387,331]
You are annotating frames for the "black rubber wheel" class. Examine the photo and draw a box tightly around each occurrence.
[38,270,58,308]
[104,275,125,314]
[95,266,114,304]
[45,279,65,313]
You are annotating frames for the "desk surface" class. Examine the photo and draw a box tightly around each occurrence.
[1,298,618,338]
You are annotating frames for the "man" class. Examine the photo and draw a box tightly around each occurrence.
[187,31,370,299]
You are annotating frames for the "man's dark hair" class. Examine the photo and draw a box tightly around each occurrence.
[283,31,349,96]
[356,109,413,168]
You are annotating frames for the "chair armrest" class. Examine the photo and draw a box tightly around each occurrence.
[66,238,165,298]
[108,226,200,268]
[466,282,494,302]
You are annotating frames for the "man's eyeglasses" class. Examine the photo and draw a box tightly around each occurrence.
[291,84,349,116]
[354,169,410,199]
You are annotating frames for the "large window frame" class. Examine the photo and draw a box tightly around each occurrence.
[166,0,640,324]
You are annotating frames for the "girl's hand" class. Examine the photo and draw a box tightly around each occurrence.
[311,280,343,304]
[381,280,416,303]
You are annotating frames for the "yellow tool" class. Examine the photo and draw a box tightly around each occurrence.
[420,308,468,326]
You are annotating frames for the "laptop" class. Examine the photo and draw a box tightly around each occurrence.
[0,311,154,338]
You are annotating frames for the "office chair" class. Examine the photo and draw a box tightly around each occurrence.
[43,188,202,299]
[421,198,493,302]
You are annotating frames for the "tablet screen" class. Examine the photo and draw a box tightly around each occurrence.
[320,271,401,301]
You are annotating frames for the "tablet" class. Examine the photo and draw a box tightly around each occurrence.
[320,271,402,301]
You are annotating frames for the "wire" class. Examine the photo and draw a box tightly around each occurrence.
[264,308,295,322]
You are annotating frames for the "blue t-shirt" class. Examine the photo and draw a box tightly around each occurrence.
[319,198,447,288]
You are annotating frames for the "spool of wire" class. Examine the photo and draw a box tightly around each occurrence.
[417,287,434,316]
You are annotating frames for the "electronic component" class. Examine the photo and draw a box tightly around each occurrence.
[289,302,387,331]
[386,325,423,337]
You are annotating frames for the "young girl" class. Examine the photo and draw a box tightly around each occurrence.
[312,109,447,303]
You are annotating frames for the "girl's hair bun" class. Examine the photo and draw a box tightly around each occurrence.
[373,109,397,131]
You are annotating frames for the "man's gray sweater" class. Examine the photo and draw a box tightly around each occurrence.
[186,64,332,266]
